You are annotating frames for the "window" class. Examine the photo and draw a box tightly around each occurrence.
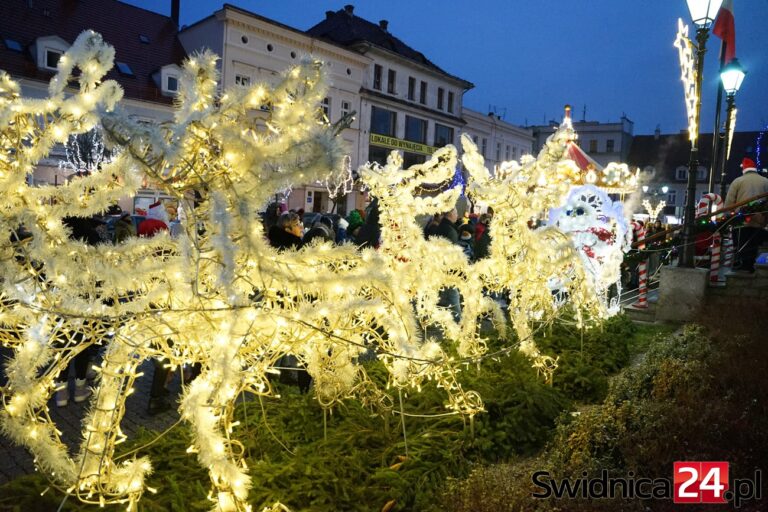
[676,167,687,181]
[437,87,444,110]
[434,124,454,147]
[696,167,706,180]
[404,116,427,144]
[166,76,178,92]
[341,100,351,118]
[512,147,517,158]
[667,190,677,205]
[370,106,396,137]
[447,91,454,113]
[321,97,331,119]
[472,135,479,144]
[481,138,488,156]
[139,35,150,44]
[115,61,134,76]
[45,49,62,69]
[505,145,510,160]
[419,81,427,104]
[4,39,22,52]
[407,77,415,100]
[387,69,396,94]
[606,139,615,152]
[403,153,426,168]
[235,74,251,87]
[368,145,389,166]
[496,142,501,161]
[589,139,598,153]
[373,64,382,90]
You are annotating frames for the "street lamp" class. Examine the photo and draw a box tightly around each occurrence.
[680,0,723,268]
[718,58,746,197]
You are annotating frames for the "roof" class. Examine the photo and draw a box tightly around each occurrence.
[0,0,187,104]
[627,131,763,184]
[306,6,472,88]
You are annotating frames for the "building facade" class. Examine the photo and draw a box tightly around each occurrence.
[0,0,187,213]
[462,109,534,173]
[627,130,763,220]
[307,5,473,173]
[531,114,634,168]
[178,4,371,215]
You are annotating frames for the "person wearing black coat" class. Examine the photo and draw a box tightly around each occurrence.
[268,212,304,251]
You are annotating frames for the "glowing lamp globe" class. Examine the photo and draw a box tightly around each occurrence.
[686,0,723,28]
[720,58,746,95]
[661,185,669,194]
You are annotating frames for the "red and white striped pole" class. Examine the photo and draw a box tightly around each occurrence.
[632,221,648,309]
[723,232,735,269]
[695,193,725,282]
[710,233,722,282]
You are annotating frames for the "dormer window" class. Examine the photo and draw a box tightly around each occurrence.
[154,63,182,97]
[35,35,70,71]
[116,62,134,77]
[45,49,62,69]
[4,39,22,52]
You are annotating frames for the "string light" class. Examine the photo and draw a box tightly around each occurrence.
[0,30,616,512]
[674,18,698,145]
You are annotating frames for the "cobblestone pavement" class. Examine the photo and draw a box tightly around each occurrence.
[0,357,184,485]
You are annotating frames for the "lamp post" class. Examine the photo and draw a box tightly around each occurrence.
[680,0,723,268]
[718,58,746,197]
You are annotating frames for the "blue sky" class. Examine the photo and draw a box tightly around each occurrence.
[125,0,768,135]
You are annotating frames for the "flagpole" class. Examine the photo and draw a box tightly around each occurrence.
[708,40,727,193]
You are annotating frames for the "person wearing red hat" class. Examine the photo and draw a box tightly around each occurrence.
[137,201,169,237]
[724,156,768,273]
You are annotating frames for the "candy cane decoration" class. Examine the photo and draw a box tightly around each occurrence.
[696,192,723,218]
[723,232,735,268]
[710,233,722,282]
[632,221,648,308]
[695,193,725,282]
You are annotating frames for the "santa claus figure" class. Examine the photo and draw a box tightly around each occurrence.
[138,201,169,237]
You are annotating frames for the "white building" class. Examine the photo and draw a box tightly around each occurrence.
[462,109,534,174]
[179,4,371,215]
[531,111,634,168]
[307,5,473,172]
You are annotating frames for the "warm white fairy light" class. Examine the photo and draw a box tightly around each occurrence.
[674,18,698,145]
[642,199,666,221]
[0,31,611,512]
[726,108,737,159]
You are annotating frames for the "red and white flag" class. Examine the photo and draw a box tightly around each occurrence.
[712,0,736,63]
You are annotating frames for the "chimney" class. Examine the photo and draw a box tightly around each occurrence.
[326,10,334,19]
[344,4,354,15]
[171,0,180,28]
[654,125,661,140]
[379,19,389,31]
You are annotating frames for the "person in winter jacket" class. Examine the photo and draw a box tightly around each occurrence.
[725,157,768,272]
[114,212,136,243]
[268,212,304,251]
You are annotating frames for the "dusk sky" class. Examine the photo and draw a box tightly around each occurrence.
[124,0,768,135]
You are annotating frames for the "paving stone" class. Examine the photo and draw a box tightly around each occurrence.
[0,359,183,485]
